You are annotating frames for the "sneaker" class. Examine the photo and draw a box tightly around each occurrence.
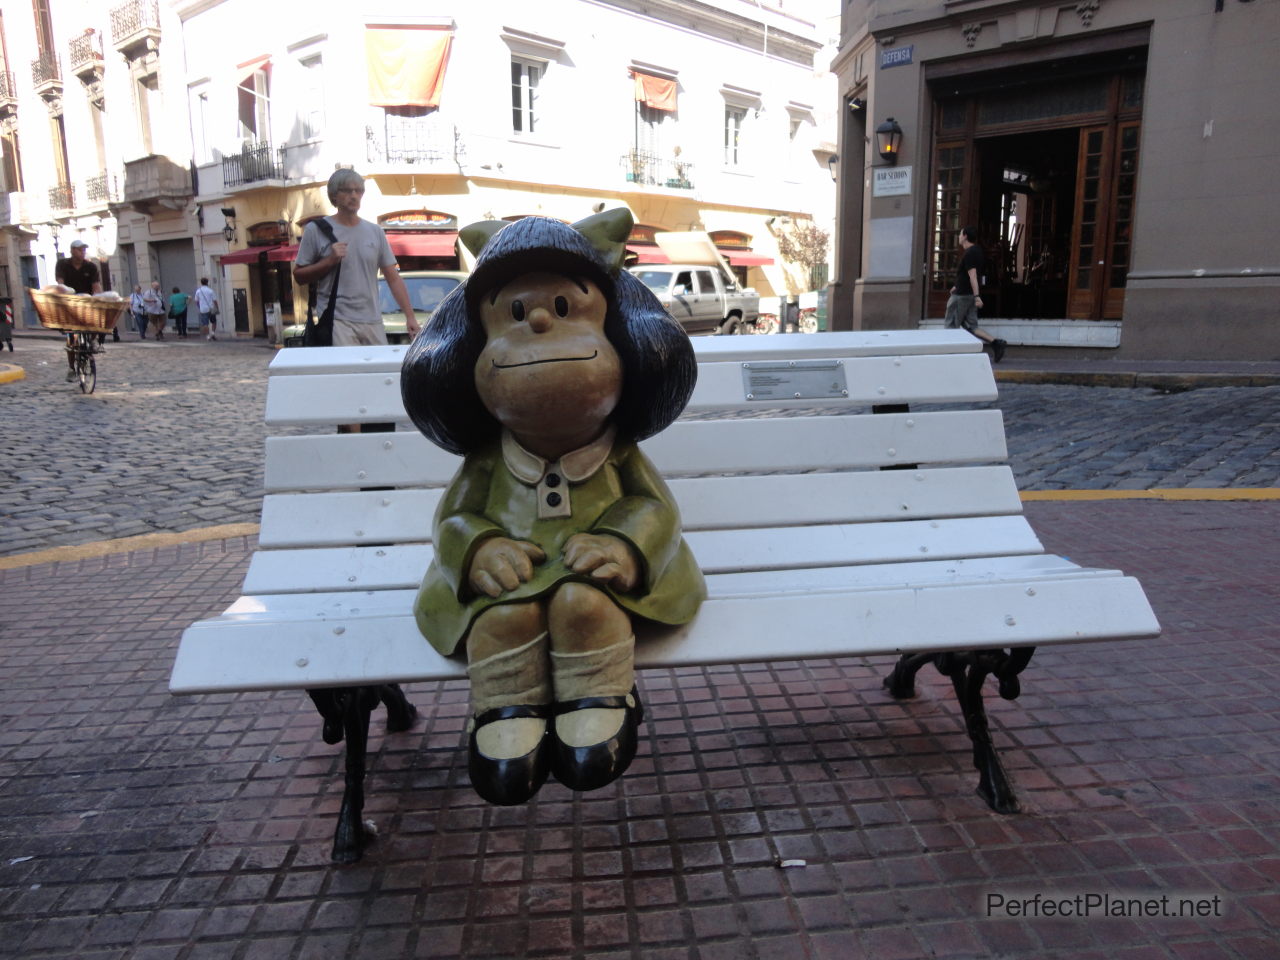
[66,370,76,381]
[992,339,1007,363]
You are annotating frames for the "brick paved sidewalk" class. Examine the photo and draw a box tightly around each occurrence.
[0,500,1276,960]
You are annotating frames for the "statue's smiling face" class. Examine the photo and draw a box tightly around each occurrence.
[475,272,622,457]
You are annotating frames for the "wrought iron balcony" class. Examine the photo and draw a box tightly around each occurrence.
[31,50,62,99]
[620,150,695,190]
[222,142,285,188]
[365,116,463,168]
[49,182,76,212]
[69,31,104,73]
[0,72,16,119]
[85,172,118,207]
[110,0,161,60]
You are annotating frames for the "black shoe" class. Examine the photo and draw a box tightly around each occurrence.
[469,704,552,805]
[550,687,644,792]
[992,339,1007,363]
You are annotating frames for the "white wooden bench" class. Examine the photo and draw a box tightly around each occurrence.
[171,330,1159,862]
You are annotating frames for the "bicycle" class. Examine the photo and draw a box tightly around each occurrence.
[29,290,127,394]
[63,329,99,394]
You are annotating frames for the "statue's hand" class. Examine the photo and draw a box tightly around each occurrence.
[563,533,640,592]
[469,538,546,598]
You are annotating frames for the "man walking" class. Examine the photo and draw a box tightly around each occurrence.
[55,239,105,380]
[193,278,219,340]
[944,226,1007,363]
[143,281,167,340]
[293,168,419,350]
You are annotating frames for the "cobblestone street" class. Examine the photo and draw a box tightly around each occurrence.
[3,334,1279,558]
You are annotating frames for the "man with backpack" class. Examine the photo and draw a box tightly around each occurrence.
[293,168,419,350]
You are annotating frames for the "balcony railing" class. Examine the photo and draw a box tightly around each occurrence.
[222,142,285,187]
[0,71,16,118]
[69,31,104,72]
[31,50,61,88]
[110,0,161,44]
[49,182,76,212]
[620,150,695,190]
[85,172,118,206]
[366,114,463,167]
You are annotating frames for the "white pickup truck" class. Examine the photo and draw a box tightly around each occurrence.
[628,231,760,335]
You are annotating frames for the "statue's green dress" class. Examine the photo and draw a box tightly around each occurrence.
[414,429,706,655]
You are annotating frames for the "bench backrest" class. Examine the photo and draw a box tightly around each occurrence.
[250,331,1031,596]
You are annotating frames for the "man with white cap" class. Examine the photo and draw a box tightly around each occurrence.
[55,239,109,378]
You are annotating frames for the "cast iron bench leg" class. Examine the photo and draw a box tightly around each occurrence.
[331,685,380,863]
[883,647,1036,814]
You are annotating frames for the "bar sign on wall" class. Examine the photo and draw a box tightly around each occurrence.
[880,45,913,69]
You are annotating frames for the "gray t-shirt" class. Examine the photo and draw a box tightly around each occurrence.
[296,217,396,325]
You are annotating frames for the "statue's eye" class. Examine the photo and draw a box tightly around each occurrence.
[554,296,569,317]
[511,300,525,322]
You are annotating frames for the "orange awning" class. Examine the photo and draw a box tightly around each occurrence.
[366,27,452,108]
[632,71,677,113]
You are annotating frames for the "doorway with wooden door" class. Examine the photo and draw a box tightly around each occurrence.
[927,57,1145,323]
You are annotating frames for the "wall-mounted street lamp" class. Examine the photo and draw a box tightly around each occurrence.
[221,206,237,243]
[875,117,904,164]
[827,153,839,182]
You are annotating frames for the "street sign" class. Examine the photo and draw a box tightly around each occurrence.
[880,45,913,69]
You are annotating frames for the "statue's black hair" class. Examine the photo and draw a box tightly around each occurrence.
[401,217,696,456]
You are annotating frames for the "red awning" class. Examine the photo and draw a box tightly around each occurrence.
[386,232,458,257]
[221,246,277,265]
[627,244,669,264]
[626,245,773,268]
[267,245,299,262]
[725,252,774,267]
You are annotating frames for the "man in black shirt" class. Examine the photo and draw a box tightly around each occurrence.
[944,226,1006,362]
[55,240,113,378]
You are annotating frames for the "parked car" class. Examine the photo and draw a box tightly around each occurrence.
[282,270,467,346]
[628,264,760,335]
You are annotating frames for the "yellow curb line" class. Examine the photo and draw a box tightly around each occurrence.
[2,491,1278,571]
[0,523,261,571]
[1020,488,1280,502]
[0,363,25,384]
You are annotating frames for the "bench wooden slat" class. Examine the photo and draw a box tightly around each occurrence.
[263,331,987,377]
[265,354,997,426]
[170,573,1158,693]
[258,465,1024,548]
[244,515,1043,594]
[216,556,1119,625]
[263,410,1009,493]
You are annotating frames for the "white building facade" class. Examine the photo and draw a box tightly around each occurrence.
[176,0,840,338]
[0,0,200,327]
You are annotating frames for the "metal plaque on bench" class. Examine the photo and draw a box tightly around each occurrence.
[741,360,849,401]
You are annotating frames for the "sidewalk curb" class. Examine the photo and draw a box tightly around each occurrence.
[996,369,1280,390]
[0,362,24,383]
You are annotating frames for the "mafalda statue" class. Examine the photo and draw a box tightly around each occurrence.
[401,209,705,805]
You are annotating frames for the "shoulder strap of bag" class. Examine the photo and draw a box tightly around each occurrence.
[312,217,342,321]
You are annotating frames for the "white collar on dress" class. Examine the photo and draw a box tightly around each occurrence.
[501,425,617,485]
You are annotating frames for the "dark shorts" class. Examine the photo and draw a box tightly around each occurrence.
[944,294,979,332]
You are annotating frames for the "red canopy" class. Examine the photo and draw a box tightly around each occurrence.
[221,247,275,265]
[386,232,458,257]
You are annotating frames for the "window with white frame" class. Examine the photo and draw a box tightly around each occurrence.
[724,106,745,167]
[511,58,541,134]
[299,54,325,140]
[720,85,760,170]
[501,28,563,139]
